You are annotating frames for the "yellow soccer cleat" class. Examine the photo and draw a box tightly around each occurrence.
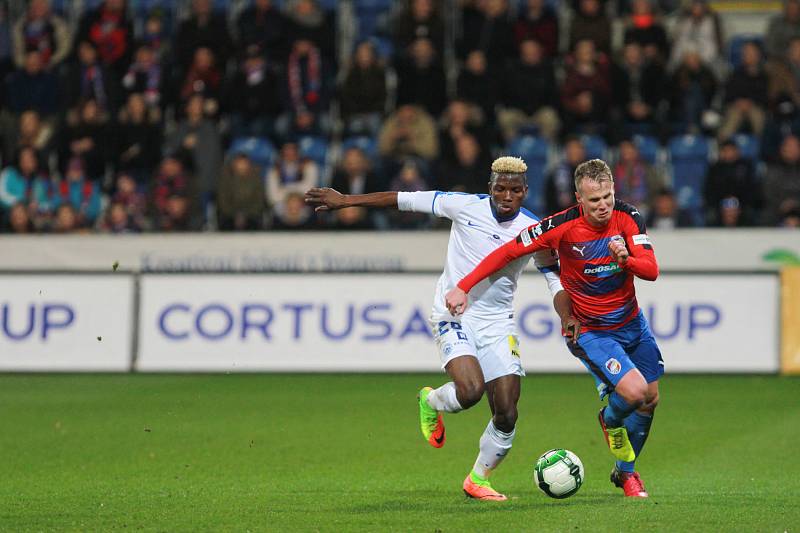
[598,409,636,462]
[418,387,445,448]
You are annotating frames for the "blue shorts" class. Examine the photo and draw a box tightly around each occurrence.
[566,310,664,398]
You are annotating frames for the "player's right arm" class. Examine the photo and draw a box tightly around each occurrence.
[304,187,398,211]
[305,188,471,220]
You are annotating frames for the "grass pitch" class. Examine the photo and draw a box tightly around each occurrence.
[0,374,798,532]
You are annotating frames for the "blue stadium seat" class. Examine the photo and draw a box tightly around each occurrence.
[508,135,549,214]
[668,135,710,220]
[342,136,378,161]
[731,133,760,162]
[580,134,608,161]
[369,36,395,62]
[298,135,329,169]
[727,34,764,69]
[354,0,394,40]
[632,134,660,165]
[228,137,276,170]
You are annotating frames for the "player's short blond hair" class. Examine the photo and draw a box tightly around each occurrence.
[490,156,528,186]
[574,159,614,190]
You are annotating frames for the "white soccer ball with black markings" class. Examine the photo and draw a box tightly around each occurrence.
[534,449,584,499]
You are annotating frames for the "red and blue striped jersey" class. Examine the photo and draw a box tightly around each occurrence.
[458,199,659,331]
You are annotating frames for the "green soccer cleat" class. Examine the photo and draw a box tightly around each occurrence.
[598,408,636,462]
[418,386,445,448]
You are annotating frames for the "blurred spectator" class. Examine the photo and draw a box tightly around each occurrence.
[704,139,760,226]
[151,155,196,231]
[5,49,58,116]
[613,138,666,216]
[497,38,559,142]
[766,37,800,115]
[611,42,665,136]
[52,203,81,233]
[718,41,768,140]
[114,93,162,183]
[779,207,800,227]
[388,158,431,228]
[668,0,723,73]
[75,0,134,76]
[513,0,559,59]
[765,0,800,60]
[141,10,170,63]
[266,140,319,207]
[7,203,34,233]
[62,40,115,113]
[60,99,109,182]
[569,0,612,55]
[57,158,102,226]
[284,0,335,62]
[0,147,48,213]
[12,0,70,70]
[440,99,491,166]
[0,3,11,83]
[379,105,439,164]
[99,201,142,233]
[281,39,331,137]
[237,0,288,61]
[436,134,490,192]
[332,203,374,230]
[217,153,266,231]
[121,44,163,108]
[560,39,612,136]
[458,0,516,71]
[545,136,585,213]
[764,135,800,225]
[623,0,669,64]
[456,50,496,120]
[338,41,387,136]
[166,94,223,213]
[714,196,745,228]
[330,147,381,197]
[226,45,284,139]
[396,37,447,117]
[175,0,232,71]
[178,46,222,113]
[273,191,317,229]
[110,171,148,230]
[2,110,54,164]
[393,0,445,56]
[667,49,717,133]
[646,188,694,229]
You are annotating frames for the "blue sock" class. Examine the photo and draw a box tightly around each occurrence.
[616,411,654,473]
[603,392,636,428]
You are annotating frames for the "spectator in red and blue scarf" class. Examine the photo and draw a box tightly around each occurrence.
[282,39,330,137]
[12,0,70,70]
[58,157,102,226]
[613,139,666,218]
[178,46,222,115]
[62,40,115,113]
[122,44,162,108]
[76,0,134,76]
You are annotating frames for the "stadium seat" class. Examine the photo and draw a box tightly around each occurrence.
[632,134,660,165]
[369,36,395,62]
[580,134,608,161]
[298,136,329,169]
[354,0,394,40]
[668,134,710,220]
[228,137,276,170]
[342,136,378,161]
[508,135,549,214]
[727,34,764,69]
[731,133,760,162]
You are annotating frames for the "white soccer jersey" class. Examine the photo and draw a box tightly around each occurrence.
[397,191,562,320]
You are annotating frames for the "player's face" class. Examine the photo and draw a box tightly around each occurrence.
[489,176,527,217]
[576,178,615,226]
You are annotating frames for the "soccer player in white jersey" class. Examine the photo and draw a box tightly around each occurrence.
[305,157,576,501]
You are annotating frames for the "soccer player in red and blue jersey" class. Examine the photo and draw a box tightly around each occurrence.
[446,159,662,498]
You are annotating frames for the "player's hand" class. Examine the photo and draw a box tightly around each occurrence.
[608,238,629,265]
[304,187,348,211]
[562,315,581,343]
[445,287,468,316]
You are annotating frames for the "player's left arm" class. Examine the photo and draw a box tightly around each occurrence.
[609,208,659,281]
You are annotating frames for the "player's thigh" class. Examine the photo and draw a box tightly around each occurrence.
[567,331,637,399]
[431,317,484,385]
[472,317,524,384]
[626,315,665,386]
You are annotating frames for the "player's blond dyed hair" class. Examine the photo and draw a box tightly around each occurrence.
[490,156,528,186]
[574,159,614,190]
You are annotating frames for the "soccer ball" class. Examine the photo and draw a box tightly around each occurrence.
[534,449,584,499]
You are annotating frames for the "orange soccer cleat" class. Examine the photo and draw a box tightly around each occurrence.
[462,472,508,501]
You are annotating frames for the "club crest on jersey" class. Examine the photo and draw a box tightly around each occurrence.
[605,358,622,375]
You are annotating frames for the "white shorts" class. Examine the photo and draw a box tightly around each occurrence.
[429,315,525,383]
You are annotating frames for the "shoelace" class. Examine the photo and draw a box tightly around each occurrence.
[612,432,625,449]
[627,473,646,493]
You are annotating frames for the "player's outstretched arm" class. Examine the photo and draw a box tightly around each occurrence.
[304,188,398,211]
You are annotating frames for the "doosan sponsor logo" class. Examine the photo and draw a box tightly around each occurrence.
[583,263,621,275]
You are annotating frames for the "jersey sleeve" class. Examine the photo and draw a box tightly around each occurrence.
[396,191,474,220]
[620,208,659,281]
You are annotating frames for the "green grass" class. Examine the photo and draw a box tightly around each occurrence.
[0,374,798,532]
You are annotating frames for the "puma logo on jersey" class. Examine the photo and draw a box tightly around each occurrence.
[631,210,640,217]
[572,244,586,256]
[546,218,554,229]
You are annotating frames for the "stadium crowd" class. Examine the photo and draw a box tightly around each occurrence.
[0,0,799,233]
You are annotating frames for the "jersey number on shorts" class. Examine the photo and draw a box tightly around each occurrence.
[437,321,468,340]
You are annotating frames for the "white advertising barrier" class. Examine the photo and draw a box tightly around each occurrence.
[137,273,779,373]
[0,275,133,371]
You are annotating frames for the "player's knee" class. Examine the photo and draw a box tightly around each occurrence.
[619,382,648,408]
[493,406,518,433]
[456,380,485,409]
